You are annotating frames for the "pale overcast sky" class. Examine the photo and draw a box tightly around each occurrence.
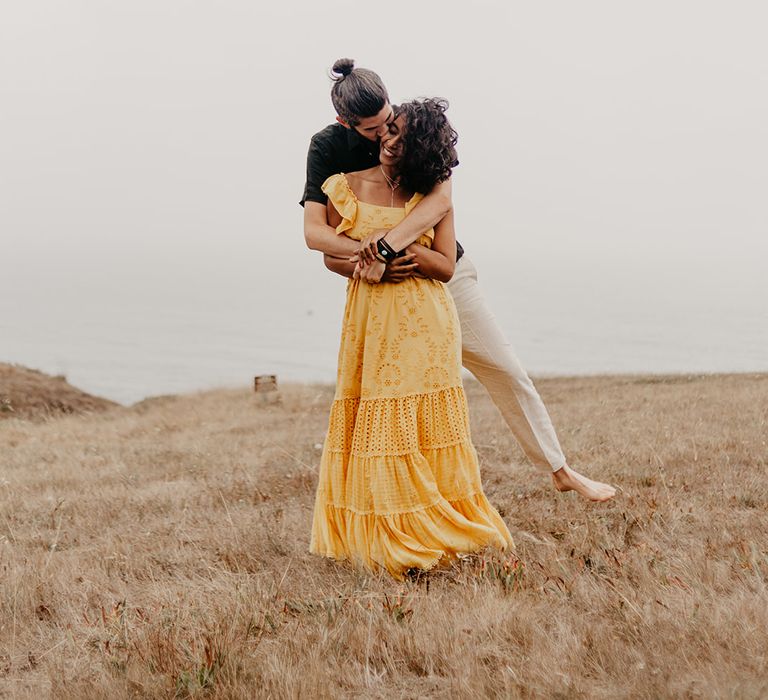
[3,1,766,271]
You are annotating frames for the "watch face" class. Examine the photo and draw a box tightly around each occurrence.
[377,240,393,260]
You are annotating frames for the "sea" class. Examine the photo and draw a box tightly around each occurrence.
[1,251,766,406]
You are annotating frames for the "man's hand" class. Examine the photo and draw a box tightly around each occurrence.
[357,229,390,265]
[381,253,419,283]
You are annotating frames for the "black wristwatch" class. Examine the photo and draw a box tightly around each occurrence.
[376,237,399,262]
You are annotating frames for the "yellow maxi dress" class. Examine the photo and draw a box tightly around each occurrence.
[310,174,513,579]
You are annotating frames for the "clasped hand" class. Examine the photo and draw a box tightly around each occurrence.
[351,230,419,283]
[352,258,386,282]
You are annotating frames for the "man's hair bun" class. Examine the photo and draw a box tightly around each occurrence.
[331,58,355,78]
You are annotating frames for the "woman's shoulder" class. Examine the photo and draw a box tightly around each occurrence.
[326,168,376,201]
[345,168,378,189]
[321,174,358,229]
[322,173,355,198]
[347,165,379,178]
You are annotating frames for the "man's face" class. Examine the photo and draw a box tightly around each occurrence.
[338,103,395,143]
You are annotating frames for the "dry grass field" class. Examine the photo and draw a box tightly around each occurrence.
[1,370,767,698]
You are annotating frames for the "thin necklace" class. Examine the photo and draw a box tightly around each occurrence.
[380,165,400,207]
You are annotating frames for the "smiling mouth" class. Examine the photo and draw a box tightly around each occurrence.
[382,146,399,158]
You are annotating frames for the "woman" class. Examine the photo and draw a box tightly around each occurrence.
[310,99,513,579]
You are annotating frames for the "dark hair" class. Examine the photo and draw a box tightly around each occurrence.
[330,58,389,127]
[395,98,458,194]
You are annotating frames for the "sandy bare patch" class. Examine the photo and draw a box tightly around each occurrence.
[0,364,118,421]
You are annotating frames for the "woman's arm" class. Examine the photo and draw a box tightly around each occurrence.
[325,253,420,282]
[401,244,449,282]
[416,209,456,283]
[352,210,457,283]
[387,178,452,250]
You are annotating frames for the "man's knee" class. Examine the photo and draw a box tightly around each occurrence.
[462,346,530,385]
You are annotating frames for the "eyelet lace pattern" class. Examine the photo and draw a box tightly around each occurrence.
[310,174,513,579]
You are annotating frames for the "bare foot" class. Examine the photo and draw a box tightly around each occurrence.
[552,464,616,502]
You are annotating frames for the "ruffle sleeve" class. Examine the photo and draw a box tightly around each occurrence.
[322,174,358,235]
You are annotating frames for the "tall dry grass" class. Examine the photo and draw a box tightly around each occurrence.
[1,374,767,698]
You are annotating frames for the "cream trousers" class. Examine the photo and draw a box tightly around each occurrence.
[446,256,567,473]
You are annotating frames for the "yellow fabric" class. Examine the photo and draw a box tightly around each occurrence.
[310,173,512,579]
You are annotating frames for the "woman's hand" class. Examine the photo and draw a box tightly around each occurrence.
[354,259,386,283]
[362,260,386,283]
[357,229,390,265]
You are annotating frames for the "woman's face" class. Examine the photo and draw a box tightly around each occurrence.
[379,114,406,168]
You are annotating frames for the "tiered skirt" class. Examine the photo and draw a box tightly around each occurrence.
[310,385,513,579]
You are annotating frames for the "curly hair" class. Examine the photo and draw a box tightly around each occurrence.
[395,98,458,194]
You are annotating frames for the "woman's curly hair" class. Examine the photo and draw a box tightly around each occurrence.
[395,98,458,194]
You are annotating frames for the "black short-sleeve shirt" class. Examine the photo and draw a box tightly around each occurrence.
[301,122,464,259]
[301,123,380,207]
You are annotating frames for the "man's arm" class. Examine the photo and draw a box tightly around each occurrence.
[301,134,360,258]
[324,254,357,279]
[304,202,359,258]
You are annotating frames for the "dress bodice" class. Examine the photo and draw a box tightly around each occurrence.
[322,173,434,248]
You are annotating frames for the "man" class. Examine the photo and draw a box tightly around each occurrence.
[301,58,615,501]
